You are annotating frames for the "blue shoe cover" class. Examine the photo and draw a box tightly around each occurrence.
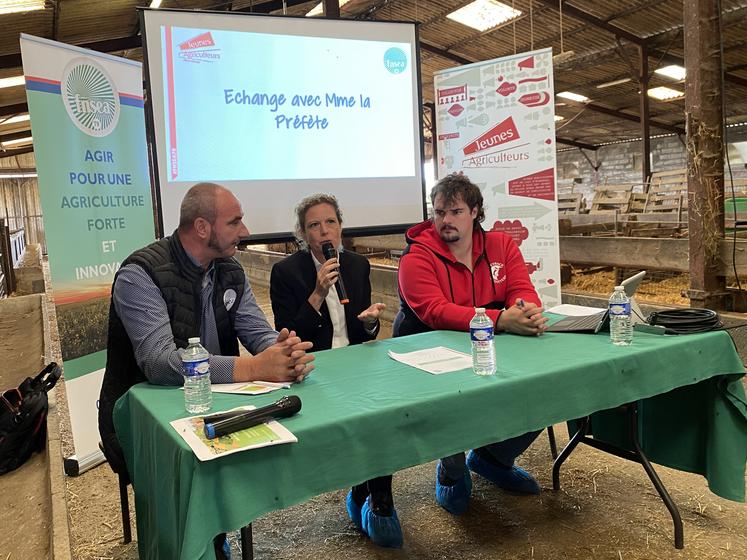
[360,496,404,548]
[466,450,540,494]
[435,461,472,515]
[345,490,364,531]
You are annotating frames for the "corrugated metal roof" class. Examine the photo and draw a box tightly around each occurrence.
[0,0,743,151]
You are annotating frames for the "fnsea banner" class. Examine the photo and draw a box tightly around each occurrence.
[20,34,155,474]
[433,48,561,307]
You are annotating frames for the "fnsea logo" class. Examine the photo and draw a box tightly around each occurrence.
[178,32,221,63]
[61,58,120,137]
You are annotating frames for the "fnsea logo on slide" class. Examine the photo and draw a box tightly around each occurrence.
[178,31,221,64]
[383,47,407,74]
[61,58,120,137]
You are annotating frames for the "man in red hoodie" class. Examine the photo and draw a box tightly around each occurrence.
[394,172,547,515]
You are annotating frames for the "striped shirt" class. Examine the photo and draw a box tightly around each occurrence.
[113,260,278,386]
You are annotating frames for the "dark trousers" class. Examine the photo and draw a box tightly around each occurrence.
[441,430,541,480]
[351,475,394,508]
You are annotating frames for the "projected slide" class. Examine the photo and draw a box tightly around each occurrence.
[142,10,424,237]
[162,27,415,182]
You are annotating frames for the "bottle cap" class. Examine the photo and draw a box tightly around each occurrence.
[475,307,486,313]
[188,337,200,344]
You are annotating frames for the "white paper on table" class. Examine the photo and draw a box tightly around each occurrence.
[546,304,605,316]
[388,346,472,375]
[171,405,297,461]
[210,381,291,396]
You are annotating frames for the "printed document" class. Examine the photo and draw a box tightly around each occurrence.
[211,381,290,396]
[171,405,297,461]
[388,346,472,375]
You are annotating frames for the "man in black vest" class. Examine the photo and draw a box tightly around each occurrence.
[98,181,314,480]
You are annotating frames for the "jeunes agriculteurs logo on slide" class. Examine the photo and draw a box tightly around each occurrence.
[178,31,221,64]
[61,58,120,137]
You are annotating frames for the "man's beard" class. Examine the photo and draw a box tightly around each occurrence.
[208,230,235,254]
[439,228,460,243]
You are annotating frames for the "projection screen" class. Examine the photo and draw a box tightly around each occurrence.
[141,8,425,240]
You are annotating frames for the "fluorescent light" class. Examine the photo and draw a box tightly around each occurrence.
[557,91,589,103]
[1,114,29,125]
[0,0,45,15]
[446,0,522,32]
[596,77,631,89]
[0,75,25,89]
[306,0,352,16]
[149,0,162,7]
[648,86,684,101]
[0,172,37,178]
[554,115,565,122]
[654,65,686,81]
[1,136,32,148]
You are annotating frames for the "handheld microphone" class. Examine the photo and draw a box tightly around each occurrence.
[321,241,349,304]
[203,395,302,439]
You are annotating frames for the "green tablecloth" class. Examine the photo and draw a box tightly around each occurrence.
[114,329,747,560]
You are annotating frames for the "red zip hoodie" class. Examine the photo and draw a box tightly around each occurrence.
[398,220,541,331]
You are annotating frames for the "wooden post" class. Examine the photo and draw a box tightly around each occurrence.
[639,43,651,185]
[684,0,728,309]
[322,0,340,17]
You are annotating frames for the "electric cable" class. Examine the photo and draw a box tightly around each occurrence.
[646,308,722,334]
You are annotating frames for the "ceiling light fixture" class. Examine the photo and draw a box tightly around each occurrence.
[557,91,589,103]
[554,115,565,121]
[446,0,522,32]
[0,75,25,89]
[0,171,37,178]
[149,0,163,8]
[1,136,32,149]
[654,65,686,81]
[0,0,45,15]
[596,77,631,89]
[648,86,684,101]
[1,114,30,125]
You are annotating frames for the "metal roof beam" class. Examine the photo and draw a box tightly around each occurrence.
[557,137,598,150]
[535,0,644,45]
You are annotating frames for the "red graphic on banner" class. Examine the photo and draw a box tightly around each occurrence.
[437,85,467,105]
[545,138,552,144]
[438,132,460,140]
[490,220,529,247]
[518,76,547,84]
[518,56,535,69]
[525,261,542,275]
[508,168,555,201]
[448,104,464,117]
[547,278,556,285]
[179,32,215,50]
[518,92,551,107]
[496,82,517,96]
[463,116,519,155]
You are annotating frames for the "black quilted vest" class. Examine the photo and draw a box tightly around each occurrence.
[98,232,245,470]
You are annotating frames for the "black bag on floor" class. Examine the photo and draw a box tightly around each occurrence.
[0,362,61,475]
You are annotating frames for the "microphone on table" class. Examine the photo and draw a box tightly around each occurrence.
[203,395,302,439]
[321,241,349,304]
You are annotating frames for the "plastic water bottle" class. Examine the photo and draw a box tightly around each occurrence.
[181,337,212,413]
[609,286,633,346]
[470,307,496,376]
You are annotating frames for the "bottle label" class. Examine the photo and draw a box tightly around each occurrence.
[183,358,210,377]
[609,302,631,316]
[470,327,494,342]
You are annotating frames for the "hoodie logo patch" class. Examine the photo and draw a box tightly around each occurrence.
[490,262,506,284]
[223,289,237,311]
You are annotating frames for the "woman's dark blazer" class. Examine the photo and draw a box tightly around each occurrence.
[270,249,379,350]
